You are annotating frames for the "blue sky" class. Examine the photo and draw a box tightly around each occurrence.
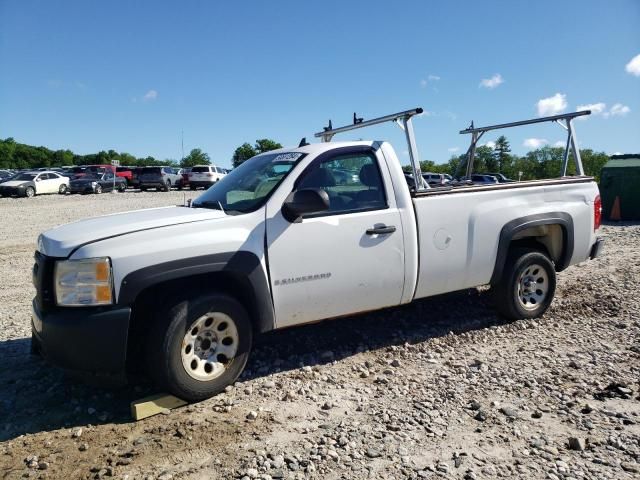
[1,1,639,168]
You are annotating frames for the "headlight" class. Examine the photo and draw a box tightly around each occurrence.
[55,257,113,306]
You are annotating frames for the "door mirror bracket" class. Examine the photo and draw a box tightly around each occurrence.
[281,188,330,223]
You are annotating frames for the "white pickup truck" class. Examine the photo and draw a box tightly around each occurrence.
[31,108,603,401]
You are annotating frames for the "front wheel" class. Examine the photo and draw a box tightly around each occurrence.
[146,293,252,401]
[94,184,102,194]
[24,186,35,198]
[492,248,556,320]
[164,180,171,192]
[118,183,126,192]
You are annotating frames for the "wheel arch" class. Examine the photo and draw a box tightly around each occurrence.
[490,212,574,285]
[119,251,274,372]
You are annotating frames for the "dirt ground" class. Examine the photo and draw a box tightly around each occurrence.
[0,191,639,480]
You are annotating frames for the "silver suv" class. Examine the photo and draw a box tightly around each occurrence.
[139,166,183,192]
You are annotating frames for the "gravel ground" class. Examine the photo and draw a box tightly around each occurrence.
[0,192,639,480]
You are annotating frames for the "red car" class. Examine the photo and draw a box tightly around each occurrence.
[116,166,133,185]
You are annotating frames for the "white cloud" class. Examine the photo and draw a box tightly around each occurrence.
[447,147,460,153]
[479,73,504,89]
[553,141,566,147]
[576,102,606,119]
[524,138,548,149]
[420,74,440,88]
[484,141,496,149]
[536,93,567,116]
[143,89,158,101]
[607,103,630,117]
[625,53,640,76]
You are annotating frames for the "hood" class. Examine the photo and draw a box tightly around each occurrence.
[0,180,29,187]
[38,206,227,257]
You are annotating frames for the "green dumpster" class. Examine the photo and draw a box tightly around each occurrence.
[600,158,640,220]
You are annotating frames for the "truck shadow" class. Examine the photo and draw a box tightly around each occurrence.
[0,288,507,442]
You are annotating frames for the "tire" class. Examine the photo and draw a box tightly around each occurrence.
[58,184,67,194]
[25,186,35,198]
[190,185,196,191]
[95,184,102,194]
[118,183,126,192]
[146,292,253,401]
[492,248,556,320]
[177,181,183,191]
[140,186,147,192]
[164,180,171,192]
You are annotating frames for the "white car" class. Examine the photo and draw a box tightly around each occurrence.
[0,170,69,198]
[188,165,227,190]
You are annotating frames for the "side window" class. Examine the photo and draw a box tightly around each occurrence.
[105,172,114,179]
[297,152,387,215]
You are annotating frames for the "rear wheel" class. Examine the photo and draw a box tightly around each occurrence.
[58,184,67,194]
[146,293,252,401]
[492,248,556,320]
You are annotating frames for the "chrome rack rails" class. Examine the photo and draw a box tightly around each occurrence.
[459,110,591,178]
[314,107,427,191]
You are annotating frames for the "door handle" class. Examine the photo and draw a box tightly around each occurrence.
[366,225,396,235]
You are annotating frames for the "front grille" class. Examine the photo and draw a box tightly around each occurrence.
[33,251,57,312]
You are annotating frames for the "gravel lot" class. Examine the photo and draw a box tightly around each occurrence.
[0,192,639,480]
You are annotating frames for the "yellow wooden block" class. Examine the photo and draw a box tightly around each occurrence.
[130,393,188,420]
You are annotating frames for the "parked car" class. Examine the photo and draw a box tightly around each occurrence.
[116,166,134,185]
[0,169,14,181]
[69,171,127,194]
[0,170,69,197]
[178,167,191,188]
[129,167,144,188]
[422,172,450,186]
[189,165,226,190]
[483,172,514,183]
[139,166,183,191]
[404,173,429,190]
[457,174,500,185]
[62,166,87,179]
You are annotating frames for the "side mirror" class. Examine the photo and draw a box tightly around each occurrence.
[282,188,330,223]
[35,177,41,182]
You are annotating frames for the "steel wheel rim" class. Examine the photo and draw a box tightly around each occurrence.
[181,312,239,381]
[517,263,549,310]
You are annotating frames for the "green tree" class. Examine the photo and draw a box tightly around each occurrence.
[254,138,282,154]
[232,139,282,168]
[232,143,257,168]
[181,148,210,167]
[493,135,512,174]
[580,149,609,182]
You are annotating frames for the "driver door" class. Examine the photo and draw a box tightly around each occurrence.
[266,146,406,328]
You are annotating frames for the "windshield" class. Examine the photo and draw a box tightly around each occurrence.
[192,152,305,213]
[15,173,37,181]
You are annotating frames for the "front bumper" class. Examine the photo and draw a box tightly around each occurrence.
[69,184,95,193]
[190,181,215,188]
[31,299,131,376]
[590,237,604,259]
[0,186,24,196]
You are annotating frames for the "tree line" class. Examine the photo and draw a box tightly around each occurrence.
[1,135,611,182]
[403,136,610,182]
[0,137,285,170]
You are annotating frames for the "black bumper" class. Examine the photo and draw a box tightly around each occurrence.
[190,181,214,188]
[0,186,24,196]
[590,237,604,259]
[31,300,131,375]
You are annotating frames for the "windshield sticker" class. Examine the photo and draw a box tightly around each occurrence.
[272,153,303,162]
